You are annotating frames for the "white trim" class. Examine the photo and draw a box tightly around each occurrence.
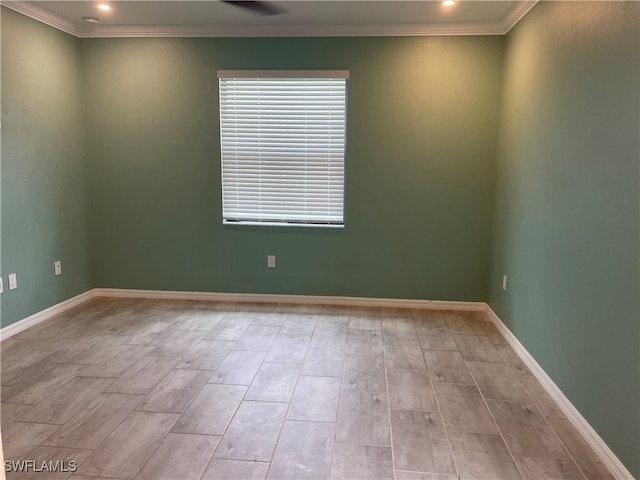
[485,305,634,480]
[502,0,539,34]
[217,70,350,79]
[2,1,77,36]
[0,290,96,341]
[92,288,486,311]
[1,2,537,38]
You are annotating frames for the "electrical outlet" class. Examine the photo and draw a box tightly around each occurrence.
[502,275,508,291]
[0,277,3,294]
[54,260,62,276]
[267,255,276,268]
[8,273,17,290]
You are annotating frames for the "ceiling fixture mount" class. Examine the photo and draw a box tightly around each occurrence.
[83,16,100,23]
[442,0,456,6]
[97,4,111,11]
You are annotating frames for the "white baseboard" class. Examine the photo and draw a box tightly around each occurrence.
[0,290,97,341]
[485,305,634,480]
[92,288,487,311]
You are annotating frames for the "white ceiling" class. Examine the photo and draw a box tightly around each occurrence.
[2,0,538,37]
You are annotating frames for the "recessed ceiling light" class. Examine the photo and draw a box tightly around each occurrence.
[97,4,111,11]
[442,0,456,6]
[83,16,100,23]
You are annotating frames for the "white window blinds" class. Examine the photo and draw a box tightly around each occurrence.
[218,70,348,227]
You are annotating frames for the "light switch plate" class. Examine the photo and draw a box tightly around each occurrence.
[267,255,276,268]
[54,261,62,276]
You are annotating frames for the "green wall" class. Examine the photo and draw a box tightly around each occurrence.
[488,2,639,475]
[1,8,92,327]
[82,36,504,300]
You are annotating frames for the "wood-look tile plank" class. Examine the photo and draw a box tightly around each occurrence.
[395,471,459,480]
[268,421,334,480]
[335,391,390,445]
[411,309,446,326]
[4,363,83,405]
[124,321,176,346]
[265,334,311,363]
[385,340,426,369]
[18,376,115,425]
[245,362,300,402]
[381,307,412,318]
[311,320,348,345]
[201,459,269,480]
[171,384,246,435]
[415,323,458,351]
[467,361,530,402]
[518,376,566,420]
[443,312,485,336]
[496,344,533,376]
[434,383,499,434]
[147,329,206,357]
[213,401,288,462]
[176,311,225,331]
[208,350,266,385]
[204,317,252,340]
[301,343,345,377]
[105,356,179,395]
[348,316,382,331]
[425,350,474,384]
[480,321,508,345]
[43,393,144,449]
[387,368,437,411]
[233,326,280,352]
[548,420,614,480]
[453,334,504,363]
[0,403,31,428]
[382,318,418,341]
[176,339,235,371]
[487,399,568,459]
[514,456,586,480]
[58,335,129,364]
[448,431,522,480]
[346,328,383,355]
[78,411,179,479]
[331,444,394,480]
[390,410,455,474]
[77,345,155,378]
[280,314,317,336]
[287,376,341,422]
[3,422,61,460]
[138,369,210,413]
[343,343,386,392]
[135,433,219,480]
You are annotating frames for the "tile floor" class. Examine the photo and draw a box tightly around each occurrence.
[0,298,613,480]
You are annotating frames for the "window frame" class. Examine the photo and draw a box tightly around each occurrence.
[218,70,349,228]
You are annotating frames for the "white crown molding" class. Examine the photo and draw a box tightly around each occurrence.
[0,290,97,340]
[485,305,634,480]
[76,22,506,38]
[1,1,537,38]
[93,288,487,310]
[2,1,78,36]
[502,0,538,34]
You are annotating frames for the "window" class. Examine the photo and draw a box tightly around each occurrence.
[218,70,348,227]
